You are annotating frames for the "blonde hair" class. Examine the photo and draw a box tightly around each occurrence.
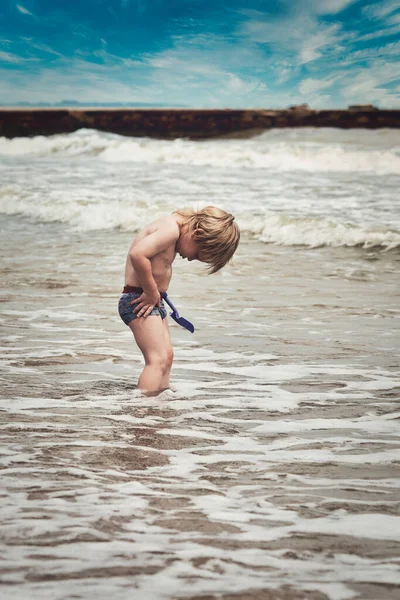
[175,206,240,273]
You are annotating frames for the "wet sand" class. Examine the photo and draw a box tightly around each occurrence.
[1,215,400,600]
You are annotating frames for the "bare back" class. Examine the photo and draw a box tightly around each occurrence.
[124,215,180,292]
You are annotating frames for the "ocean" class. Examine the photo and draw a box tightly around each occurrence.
[1,127,399,600]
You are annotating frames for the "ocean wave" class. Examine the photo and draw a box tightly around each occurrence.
[241,213,400,250]
[1,128,400,174]
[1,185,399,249]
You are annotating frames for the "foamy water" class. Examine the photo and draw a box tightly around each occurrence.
[1,128,400,599]
[0,127,399,248]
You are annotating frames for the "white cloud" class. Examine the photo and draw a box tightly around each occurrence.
[317,0,356,13]
[293,40,400,108]
[0,51,24,63]
[387,12,400,26]
[141,32,271,105]
[143,34,226,76]
[2,2,399,109]
[358,22,400,41]
[291,0,357,16]
[339,41,400,64]
[0,63,150,105]
[299,25,340,63]
[0,34,272,109]
[334,59,400,108]
[239,0,399,71]
[298,78,334,95]
[362,0,400,20]
[238,10,347,67]
[24,41,64,57]
[16,4,34,16]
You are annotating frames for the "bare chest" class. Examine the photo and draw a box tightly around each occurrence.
[151,246,176,270]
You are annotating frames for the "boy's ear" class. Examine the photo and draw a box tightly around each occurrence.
[193,226,205,240]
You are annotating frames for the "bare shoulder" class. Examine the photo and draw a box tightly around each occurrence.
[147,214,180,238]
[130,213,180,255]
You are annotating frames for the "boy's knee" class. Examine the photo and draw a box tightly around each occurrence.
[147,349,172,372]
[161,347,174,373]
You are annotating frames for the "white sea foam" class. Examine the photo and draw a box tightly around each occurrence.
[1,183,399,248]
[1,127,399,248]
[241,213,400,249]
[1,128,400,174]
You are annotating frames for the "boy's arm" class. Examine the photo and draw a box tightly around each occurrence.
[129,222,179,314]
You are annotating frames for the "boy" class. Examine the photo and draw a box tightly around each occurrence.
[118,206,240,394]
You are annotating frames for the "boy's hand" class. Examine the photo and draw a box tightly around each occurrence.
[131,292,161,318]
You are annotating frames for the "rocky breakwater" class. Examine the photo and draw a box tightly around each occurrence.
[1,105,399,139]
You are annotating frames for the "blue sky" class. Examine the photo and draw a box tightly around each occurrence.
[1,0,399,107]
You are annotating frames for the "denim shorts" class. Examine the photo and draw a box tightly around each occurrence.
[118,292,167,326]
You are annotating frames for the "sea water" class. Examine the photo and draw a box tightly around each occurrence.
[0,127,399,599]
[1,127,400,247]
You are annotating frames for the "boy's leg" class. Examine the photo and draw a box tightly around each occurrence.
[160,317,173,390]
[129,315,172,393]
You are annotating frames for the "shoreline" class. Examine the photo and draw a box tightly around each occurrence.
[1,106,400,139]
[1,215,399,599]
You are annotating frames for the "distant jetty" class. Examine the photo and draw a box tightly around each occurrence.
[1,105,399,139]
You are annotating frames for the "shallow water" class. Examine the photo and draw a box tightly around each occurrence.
[1,215,399,599]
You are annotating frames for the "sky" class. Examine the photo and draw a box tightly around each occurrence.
[0,0,399,108]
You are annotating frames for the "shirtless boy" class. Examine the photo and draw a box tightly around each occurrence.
[118,206,240,394]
